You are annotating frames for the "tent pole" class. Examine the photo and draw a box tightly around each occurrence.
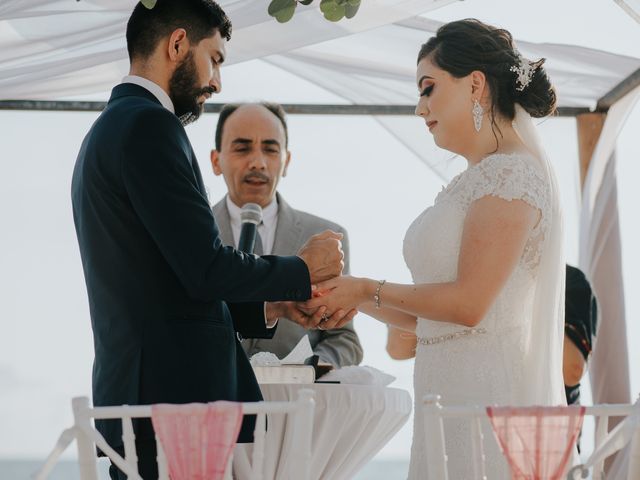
[596,67,640,111]
[0,100,590,117]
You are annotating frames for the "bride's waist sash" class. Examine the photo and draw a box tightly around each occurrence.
[416,322,526,346]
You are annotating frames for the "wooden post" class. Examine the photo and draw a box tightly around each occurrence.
[576,113,606,189]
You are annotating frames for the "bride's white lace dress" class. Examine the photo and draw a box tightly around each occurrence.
[404,152,551,479]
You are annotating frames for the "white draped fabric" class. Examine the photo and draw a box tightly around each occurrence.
[578,84,640,479]
[579,86,640,426]
[233,384,412,480]
[0,2,638,109]
[0,0,455,99]
[580,86,640,406]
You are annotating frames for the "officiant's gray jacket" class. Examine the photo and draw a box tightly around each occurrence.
[213,193,363,367]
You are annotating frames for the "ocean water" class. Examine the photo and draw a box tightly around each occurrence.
[0,458,409,479]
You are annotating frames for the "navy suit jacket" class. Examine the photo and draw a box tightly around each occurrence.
[71,83,311,447]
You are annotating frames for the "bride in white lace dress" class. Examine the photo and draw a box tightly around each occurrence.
[303,20,566,479]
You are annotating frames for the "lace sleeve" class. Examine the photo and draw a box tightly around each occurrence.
[459,153,551,272]
[464,153,549,215]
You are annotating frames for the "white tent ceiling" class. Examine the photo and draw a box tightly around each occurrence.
[1,0,638,110]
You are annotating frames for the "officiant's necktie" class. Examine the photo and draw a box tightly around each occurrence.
[253,230,264,256]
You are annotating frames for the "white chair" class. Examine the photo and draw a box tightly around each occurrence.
[568,396,640,480]
[422,394,640,480]
[33,390,315,480]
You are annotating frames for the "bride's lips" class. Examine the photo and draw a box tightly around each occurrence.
[427,120,438,131]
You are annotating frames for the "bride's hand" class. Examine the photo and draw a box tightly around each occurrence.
[269,301,357,331]
[301,275,371,316]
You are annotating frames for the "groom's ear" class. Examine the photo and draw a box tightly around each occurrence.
[167,28,189,62]
[210,149,223,176]
[470,70,487,98]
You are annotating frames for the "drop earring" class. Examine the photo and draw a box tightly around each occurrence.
[472,99,484,132]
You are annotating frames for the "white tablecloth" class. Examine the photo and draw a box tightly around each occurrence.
[233,383,412,480]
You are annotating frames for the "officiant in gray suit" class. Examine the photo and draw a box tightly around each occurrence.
[210,102,363,367]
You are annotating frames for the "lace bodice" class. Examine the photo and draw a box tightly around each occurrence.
[405,152,549,278]
[404,152,552,479]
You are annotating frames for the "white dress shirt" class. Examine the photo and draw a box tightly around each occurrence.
[121,75,174,113]
[226,195,279,255]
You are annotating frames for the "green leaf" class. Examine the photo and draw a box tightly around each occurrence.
[140,0,157,9]
[268,0,297,23]
[299,0,314,5]
[319,0,335,9]
[320,0,345,21]
[345,0,360,18]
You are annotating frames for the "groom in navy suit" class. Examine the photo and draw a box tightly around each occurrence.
[71,2,354,478]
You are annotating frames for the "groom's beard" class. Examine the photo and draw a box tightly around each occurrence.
[168,51,215,126]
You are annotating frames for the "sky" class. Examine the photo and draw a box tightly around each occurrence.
[1,0,639,466]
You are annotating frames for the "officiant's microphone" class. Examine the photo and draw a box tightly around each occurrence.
[238,203,263,254]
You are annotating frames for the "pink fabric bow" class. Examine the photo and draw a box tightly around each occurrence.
[487,406,585,480]
[151,401,243,480]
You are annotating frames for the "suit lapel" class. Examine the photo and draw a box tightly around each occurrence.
[212,197,235,247]
[272,193,304,256]
[112,85,205,199]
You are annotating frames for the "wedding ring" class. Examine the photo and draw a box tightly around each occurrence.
[320,314,329,322]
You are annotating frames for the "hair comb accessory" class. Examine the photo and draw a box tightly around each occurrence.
[510,51,538,91]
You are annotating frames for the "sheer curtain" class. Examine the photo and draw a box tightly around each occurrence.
[0,0,452,99]
[579,86,640,477]
[1,2,638,103]
[579,86,640,407]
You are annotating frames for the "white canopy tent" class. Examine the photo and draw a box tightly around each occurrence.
[1,0,639,473]
[1,0,638,107]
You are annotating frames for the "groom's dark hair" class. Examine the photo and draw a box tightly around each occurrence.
[126,0,232,61]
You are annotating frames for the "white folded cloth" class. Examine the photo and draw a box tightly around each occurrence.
[249,352,281,367]
[320,365,396,386]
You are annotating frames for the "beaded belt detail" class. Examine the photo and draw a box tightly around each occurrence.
[417,327,487,346]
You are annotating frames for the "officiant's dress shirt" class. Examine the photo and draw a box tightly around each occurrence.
[226,196,278,255]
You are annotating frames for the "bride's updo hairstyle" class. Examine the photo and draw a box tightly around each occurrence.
[418,19,556,123]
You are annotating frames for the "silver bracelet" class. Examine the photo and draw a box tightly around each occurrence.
[374,279,386,309]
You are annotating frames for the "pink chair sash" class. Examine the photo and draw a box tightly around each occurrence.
[486,406,585,480]
[151,401,243,480]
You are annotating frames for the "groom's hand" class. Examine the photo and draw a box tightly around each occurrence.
[267,301,326,329]
[294,301,358,330]
[267,302,356,330]
[298,230,344,284]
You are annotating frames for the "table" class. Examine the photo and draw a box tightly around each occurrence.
[233,383,412,480]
